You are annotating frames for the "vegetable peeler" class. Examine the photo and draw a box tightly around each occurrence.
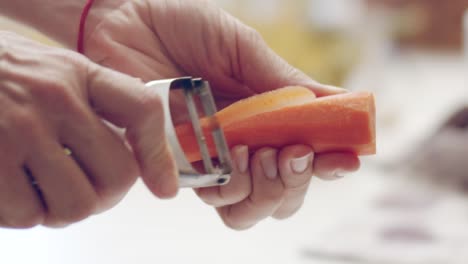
[146,77,232,189]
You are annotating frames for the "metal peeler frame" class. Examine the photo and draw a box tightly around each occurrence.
[146,77,232,188]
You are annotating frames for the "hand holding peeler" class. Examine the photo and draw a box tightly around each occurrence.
[146,77,233,189]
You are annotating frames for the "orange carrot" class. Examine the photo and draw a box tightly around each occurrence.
[216,86,316,126]
[176,87,376,162]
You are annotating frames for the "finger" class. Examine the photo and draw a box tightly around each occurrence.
[313,152,360,181]
[273,145,314,220]
[218,148,284,230]
[196,145,251,207]
[59,107,139,211]
[0,162,44,228]
[86,63,178,198]
[25,138,98,227]
[235,26,348,97]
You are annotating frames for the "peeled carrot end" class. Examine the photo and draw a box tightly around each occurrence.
[176,87,376,162]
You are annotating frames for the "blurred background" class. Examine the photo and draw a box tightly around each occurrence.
[1,0,468,263]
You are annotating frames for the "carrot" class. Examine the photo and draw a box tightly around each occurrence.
[176,87,376,162]
[215,86,316,126]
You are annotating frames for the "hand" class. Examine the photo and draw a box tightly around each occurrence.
[0,32,177,228]
[83,0,360,229]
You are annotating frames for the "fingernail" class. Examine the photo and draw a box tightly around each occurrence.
[290,153,313,174]
[332,169,349,179]
[234,145,249,173]
[260,149,278,180]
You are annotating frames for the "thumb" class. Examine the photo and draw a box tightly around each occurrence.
[235,25,347,97]
[85,62,179,199]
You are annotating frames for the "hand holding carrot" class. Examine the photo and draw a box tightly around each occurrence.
[73,0,361,229]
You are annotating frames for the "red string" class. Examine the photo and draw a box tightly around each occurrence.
[77,0,96,54]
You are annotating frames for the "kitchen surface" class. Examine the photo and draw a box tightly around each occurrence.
[1,0,468,263]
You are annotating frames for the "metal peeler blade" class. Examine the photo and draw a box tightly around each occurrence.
[145,77,232,188]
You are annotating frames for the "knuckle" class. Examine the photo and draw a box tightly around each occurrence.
[139,139,175,177]
[128,91,165,135]
[223,221,246,231]
[5,207,44,229]
[54,49,86,67]
[31,80,70,103]
[255,187,285,205]
[243,25,263,43]
[218,202,259,231]
[96,169,138,205]
[0,80,33,105]
[8,108,40,138]
[43,47,88,73]
[198,189,228,207]
[31,83,88,125]
[69,199,97,222]
[27,65,85,110]
[237,185,251,201]
[272,202,304,220]
[221,215,255,231]
[286,182,311,200]
[140,92,164,116]
[219,186,250,206]
[54,197,97,224]
[282,174,312,190]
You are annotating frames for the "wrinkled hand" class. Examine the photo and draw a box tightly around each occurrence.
[0,32,177,228]
[84,0,360,229]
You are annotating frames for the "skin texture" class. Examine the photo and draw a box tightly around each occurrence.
[83,0,360,230]
[0,32,177,228]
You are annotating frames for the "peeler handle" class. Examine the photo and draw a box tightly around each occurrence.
[145,78,231,188]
